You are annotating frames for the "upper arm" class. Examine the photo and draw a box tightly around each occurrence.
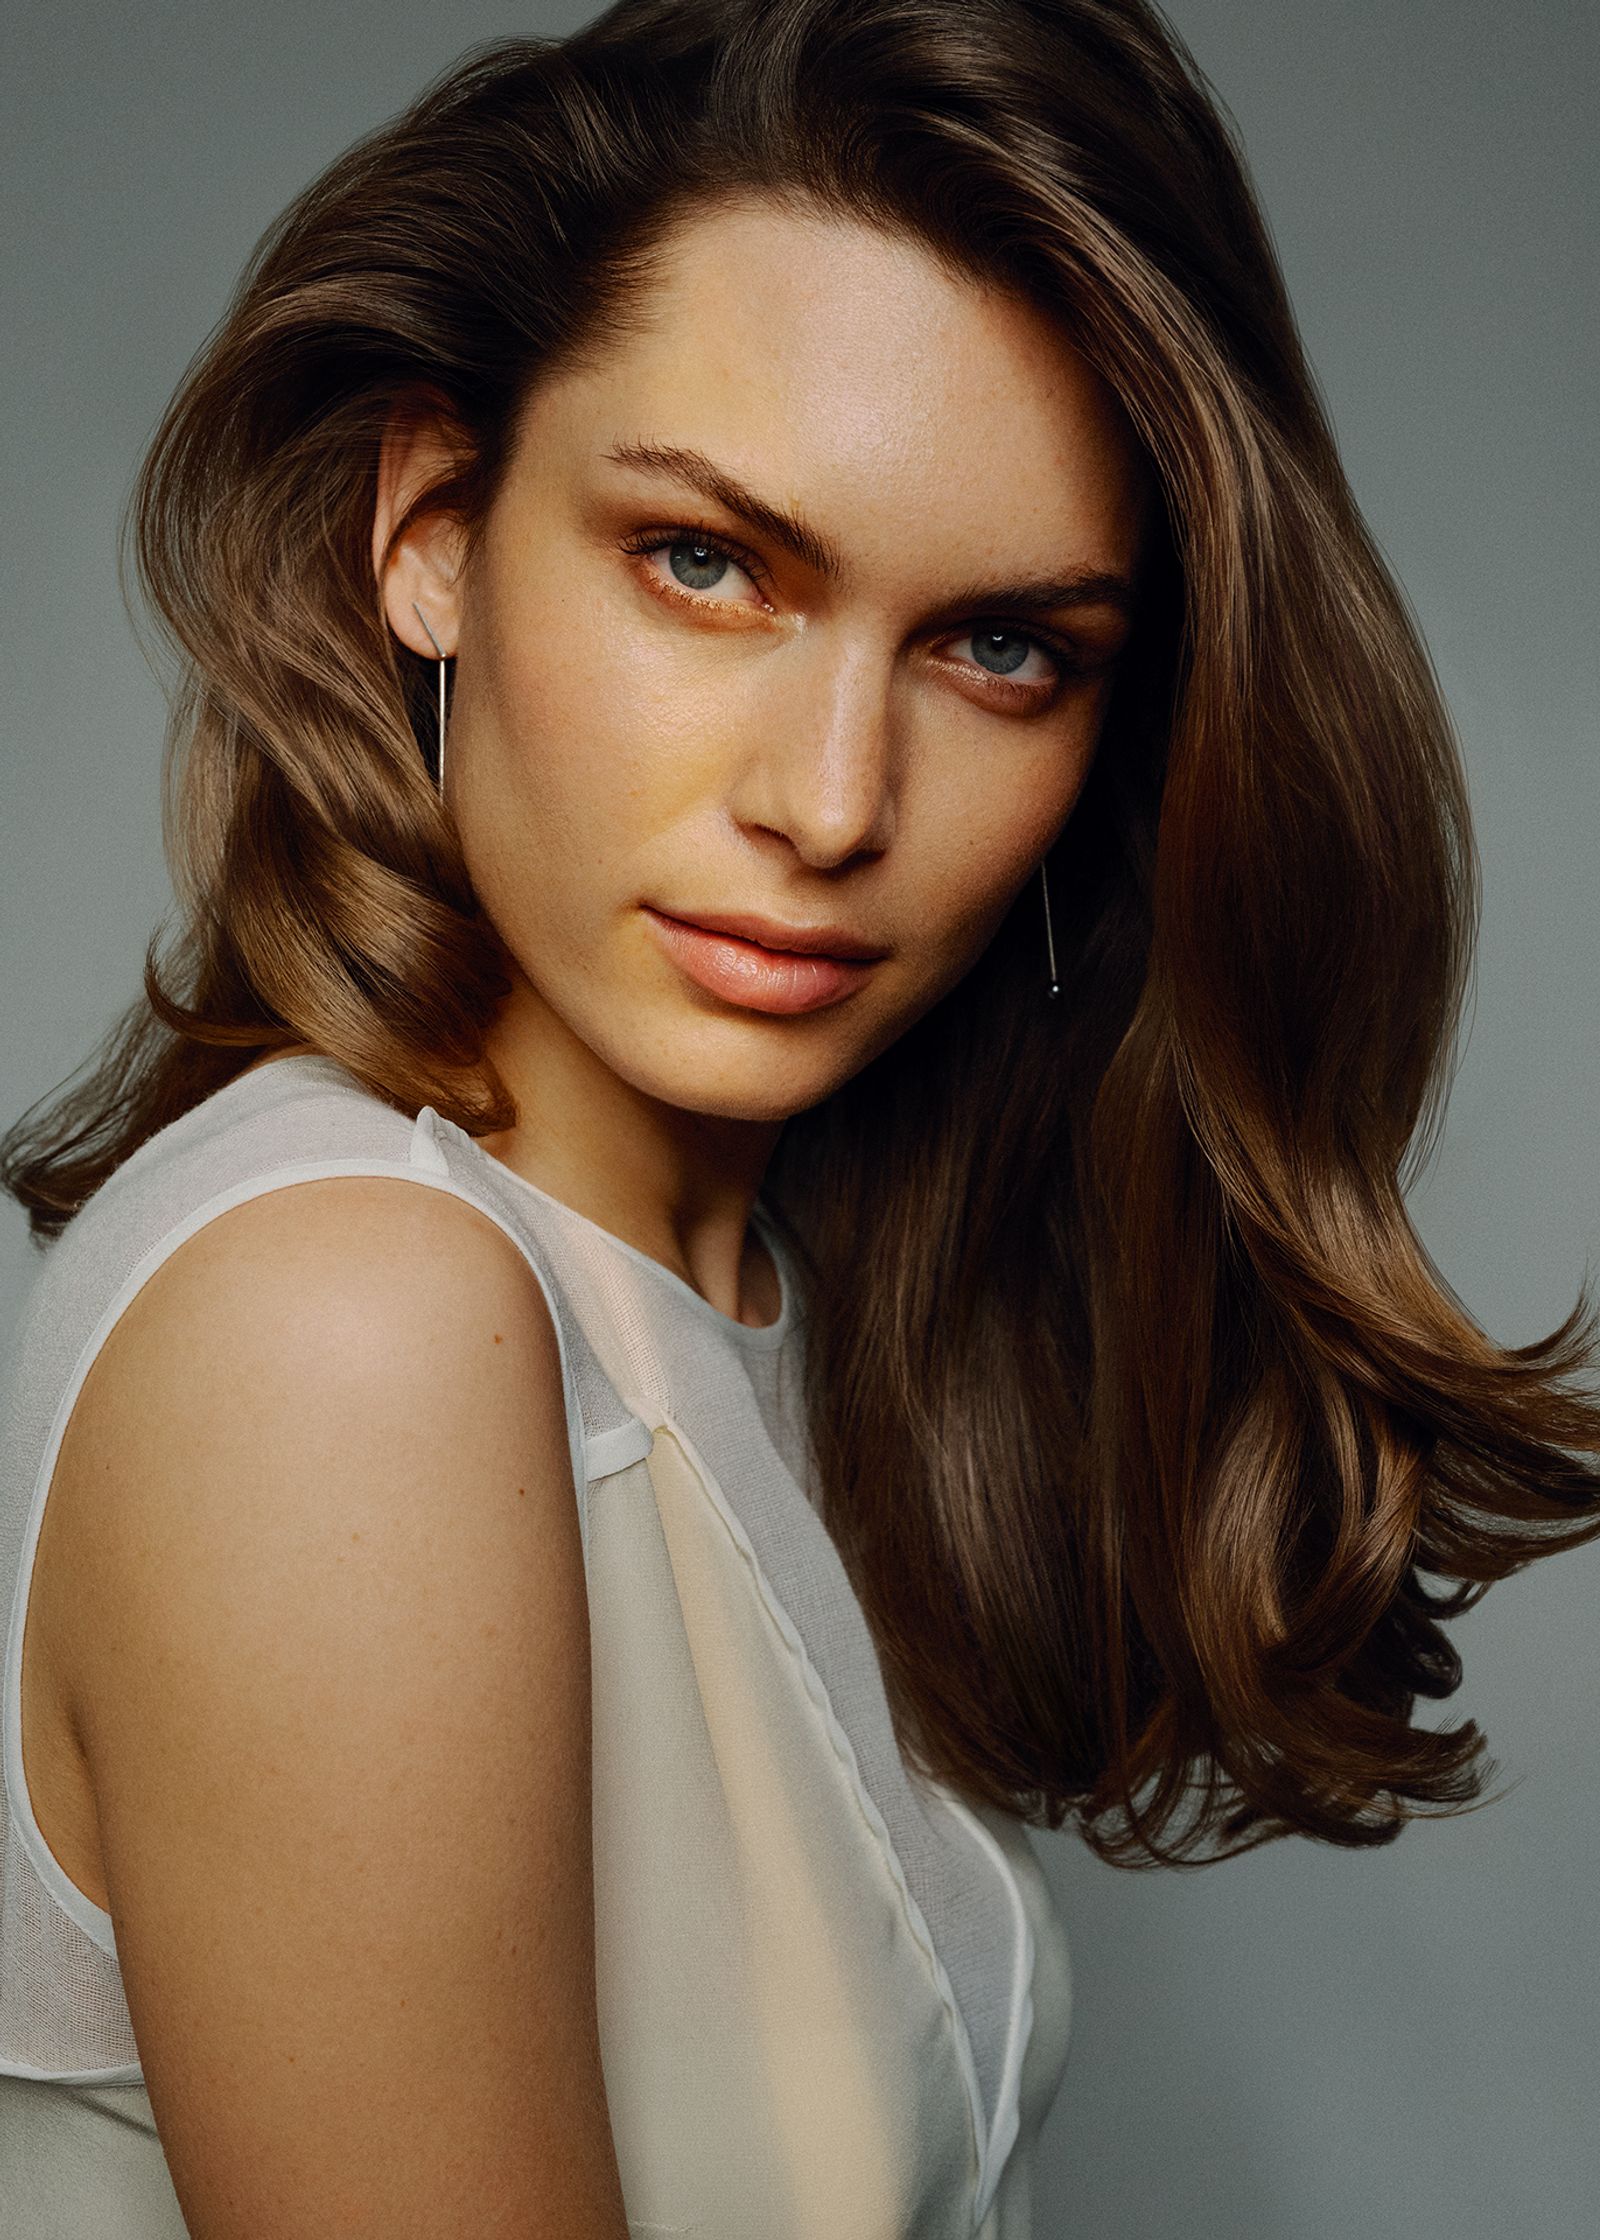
[55,1174,627,2240]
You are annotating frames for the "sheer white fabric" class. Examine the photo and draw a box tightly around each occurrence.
[0,1056,1072,2233]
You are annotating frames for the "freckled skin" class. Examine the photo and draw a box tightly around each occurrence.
[374,195,1147,1319]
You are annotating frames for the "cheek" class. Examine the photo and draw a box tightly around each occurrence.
[484,557,745,838]
[909,706,1103,966]
[458,593,751,982]
[914,823,1049,973]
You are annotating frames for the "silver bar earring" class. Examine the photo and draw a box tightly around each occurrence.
[1040,855,1061,999]
[411,601,448,796]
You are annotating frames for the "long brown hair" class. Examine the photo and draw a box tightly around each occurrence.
[7,0,1600,1865]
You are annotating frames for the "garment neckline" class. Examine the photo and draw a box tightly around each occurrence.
[469,1139,796,1351]
[230,1053,795,1349]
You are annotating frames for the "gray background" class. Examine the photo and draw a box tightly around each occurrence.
[2,3,1595,2234]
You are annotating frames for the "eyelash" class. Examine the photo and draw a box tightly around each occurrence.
[617,519,1082,697]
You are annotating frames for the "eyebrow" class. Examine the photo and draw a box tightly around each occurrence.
[601,438,1139,622]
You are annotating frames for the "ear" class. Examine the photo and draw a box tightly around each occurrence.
[372,405,470,660]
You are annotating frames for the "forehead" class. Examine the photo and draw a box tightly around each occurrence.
[519,195,1146,572]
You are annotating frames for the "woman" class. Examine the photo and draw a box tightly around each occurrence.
[2,0,1597,2232]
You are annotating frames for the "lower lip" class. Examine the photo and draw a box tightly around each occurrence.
[641,907,881,1015]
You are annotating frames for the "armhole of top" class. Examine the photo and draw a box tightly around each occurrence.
[2,1109,636,1953]
[410,1107,652,1489]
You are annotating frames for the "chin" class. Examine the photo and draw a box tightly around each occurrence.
[633,1033,853,1126]
[665,1066,836,1126]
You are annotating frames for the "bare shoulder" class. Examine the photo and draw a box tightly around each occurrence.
[51,1172,575,1612]
[47,1173,624,2238]
[79,1166,562,1462]
[127,1160,554,1350]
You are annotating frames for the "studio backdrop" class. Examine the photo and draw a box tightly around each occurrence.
[2,5,1595,2235]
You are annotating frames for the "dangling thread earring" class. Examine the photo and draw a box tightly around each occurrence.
[411,601,448,797]
[1040,855,1061,1000]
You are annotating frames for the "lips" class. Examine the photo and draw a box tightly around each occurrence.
[649,906,889,962]
[640,905,884,1016]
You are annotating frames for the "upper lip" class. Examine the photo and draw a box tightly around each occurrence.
[648,904,889,961]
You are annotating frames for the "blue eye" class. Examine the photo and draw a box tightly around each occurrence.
[952,627,1063,688]
[621,523,766,605]
[623,523,1078,699]
[970,630,1032,677]
[667,542,733,591]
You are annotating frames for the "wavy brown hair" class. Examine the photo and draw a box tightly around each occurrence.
[7,0,1600,1865]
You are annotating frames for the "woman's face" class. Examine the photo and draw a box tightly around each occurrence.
[379,195,1147,1128]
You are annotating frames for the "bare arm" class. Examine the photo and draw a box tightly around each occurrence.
[53,1175,628,2239]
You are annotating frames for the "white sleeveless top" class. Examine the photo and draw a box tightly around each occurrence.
[0,1054,1073,2235]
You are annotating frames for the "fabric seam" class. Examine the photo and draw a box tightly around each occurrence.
[926,1788,1038,2223]
[644,1409,1002,2220]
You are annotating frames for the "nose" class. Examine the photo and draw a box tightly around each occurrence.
[726,635,898,870]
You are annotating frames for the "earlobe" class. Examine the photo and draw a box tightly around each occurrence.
[380,527,464,662]
[410,601,448,665]
[373,408,468,659]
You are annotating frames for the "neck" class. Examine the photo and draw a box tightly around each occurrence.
[474,973,786,1328]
